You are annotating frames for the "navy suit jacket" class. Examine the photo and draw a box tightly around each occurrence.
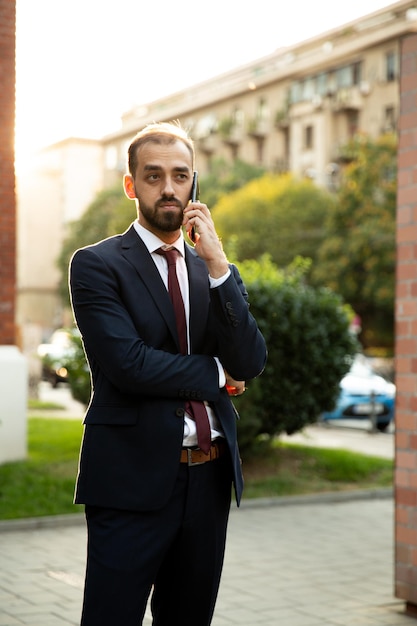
[69,224,267,510]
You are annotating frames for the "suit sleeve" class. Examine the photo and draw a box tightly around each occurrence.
[209,264,267,381]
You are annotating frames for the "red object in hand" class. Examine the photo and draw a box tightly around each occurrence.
[226,384,238,396]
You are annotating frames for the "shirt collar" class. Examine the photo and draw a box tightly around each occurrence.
[133,221,185,257]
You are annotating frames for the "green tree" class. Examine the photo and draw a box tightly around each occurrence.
[199,157,266,208]
[64,330,91,406]
[212,173,336,270]
[312,134,397,350]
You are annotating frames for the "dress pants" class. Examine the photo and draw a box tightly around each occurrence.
[80,455,232,626]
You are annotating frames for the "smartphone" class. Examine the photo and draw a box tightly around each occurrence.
[190,170,199,202]
[188,171,199,243]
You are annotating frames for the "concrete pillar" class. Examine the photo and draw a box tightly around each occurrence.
[0,346,27,462]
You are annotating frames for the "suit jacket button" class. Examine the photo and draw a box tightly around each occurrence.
[176,408,185,418]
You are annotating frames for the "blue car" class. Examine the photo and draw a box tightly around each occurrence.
[321,355,395,432]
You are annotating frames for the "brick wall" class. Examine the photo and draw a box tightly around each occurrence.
[0,0,16,346]
[395,31,417,615]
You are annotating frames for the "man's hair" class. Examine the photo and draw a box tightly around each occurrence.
[127,121,195,178]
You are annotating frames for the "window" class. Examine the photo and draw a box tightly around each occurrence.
[336,62,362,89]
[233,107,244,127]
[256,138,264,164]
[194,113,217,139]
[336,66,352,89]
[257,98,269,121]
[386,51,398,81]
[316,72,329,96]
[384,106,396,131]
[352,62,362,86]
[290,81,302,104]
[301,78,315,100]
[347,111,359,138]
[304,125,314,150]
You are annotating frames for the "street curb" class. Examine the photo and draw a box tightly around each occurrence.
[0,513,86,533]
[0,488,393,532]
[239,487,393,508]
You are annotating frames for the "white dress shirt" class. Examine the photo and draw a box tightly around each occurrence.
[133,222,228,446]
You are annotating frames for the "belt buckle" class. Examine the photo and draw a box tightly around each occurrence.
[187,448,206,467]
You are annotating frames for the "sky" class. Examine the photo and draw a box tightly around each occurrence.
[15,0,396,170]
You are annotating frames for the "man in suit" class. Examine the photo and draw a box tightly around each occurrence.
[69,121,267,626]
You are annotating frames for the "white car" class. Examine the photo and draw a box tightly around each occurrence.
[37,329,74,387]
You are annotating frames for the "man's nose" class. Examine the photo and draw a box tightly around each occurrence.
[161,177,175,196]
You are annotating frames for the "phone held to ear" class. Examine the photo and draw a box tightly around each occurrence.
[188,171,199,243]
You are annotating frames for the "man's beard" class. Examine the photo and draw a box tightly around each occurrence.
[139,196,185,232]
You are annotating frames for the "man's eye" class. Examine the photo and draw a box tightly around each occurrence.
[148,174,159,181]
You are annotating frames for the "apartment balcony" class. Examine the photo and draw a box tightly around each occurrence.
[330,141,357,163]
[196,133,217,154]
[330,83,369,112]
[218,117,244,146]
[275,113,290,130]
[247,118,269,138]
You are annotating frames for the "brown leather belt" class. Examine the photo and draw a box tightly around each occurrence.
[180,439,227,466]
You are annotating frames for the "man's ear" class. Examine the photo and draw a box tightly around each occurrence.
[123,175,137,199]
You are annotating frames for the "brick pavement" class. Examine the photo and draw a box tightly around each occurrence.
[0,494,414,626]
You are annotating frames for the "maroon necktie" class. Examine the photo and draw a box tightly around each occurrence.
[157,248,211,454]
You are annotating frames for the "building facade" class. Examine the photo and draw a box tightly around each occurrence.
[17,137,103,359]
[102,0,417,189]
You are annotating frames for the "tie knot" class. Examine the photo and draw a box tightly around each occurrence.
[157,247,180,266]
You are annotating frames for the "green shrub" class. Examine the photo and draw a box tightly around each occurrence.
[65,331,91,406]
[235,255,358,450]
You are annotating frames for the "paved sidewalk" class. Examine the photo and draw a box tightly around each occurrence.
[17,383,403,624]
[0,494,414,626]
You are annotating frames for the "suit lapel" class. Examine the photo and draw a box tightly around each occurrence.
[120,225,179,345]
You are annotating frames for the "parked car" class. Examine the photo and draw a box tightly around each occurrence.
[321,354,395,432]
[37,329,74,387]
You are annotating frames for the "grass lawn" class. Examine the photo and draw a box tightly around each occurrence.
[242,441,393,498]
[28,398,68,412]
[0,417,393,520]
[0,418,82,520]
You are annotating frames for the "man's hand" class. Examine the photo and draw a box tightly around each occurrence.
[225,371,246,396]
[183,201,229,278]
